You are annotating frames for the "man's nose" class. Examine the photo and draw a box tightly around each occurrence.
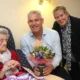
[32,21,36,25]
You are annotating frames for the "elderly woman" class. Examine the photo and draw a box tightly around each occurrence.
[0,28,21,80]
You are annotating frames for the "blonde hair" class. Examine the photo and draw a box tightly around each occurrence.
[53,6,69,16]
[28,10,42,18]
[0,28,9,37]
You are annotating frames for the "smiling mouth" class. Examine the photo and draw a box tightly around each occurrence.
[32,26,38,28]
[59,20,63,23]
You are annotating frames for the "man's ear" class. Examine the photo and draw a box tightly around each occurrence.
[42,18,44,24]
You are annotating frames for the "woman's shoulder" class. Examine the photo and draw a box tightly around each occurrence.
[10,50,20,61]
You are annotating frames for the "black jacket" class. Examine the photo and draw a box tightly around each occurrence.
[52,16,80,62]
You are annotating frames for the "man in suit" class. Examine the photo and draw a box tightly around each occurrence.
[52,6,80,80]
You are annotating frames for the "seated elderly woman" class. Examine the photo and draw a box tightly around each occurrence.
[0,28,22,79]
[0,28,41,80]
[0,25,32,70]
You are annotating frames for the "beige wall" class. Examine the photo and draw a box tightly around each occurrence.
[0,0,80,48]
[52,0,80,18]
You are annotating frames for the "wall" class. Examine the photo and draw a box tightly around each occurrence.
[52,0,80,17]
[0,0,80,48]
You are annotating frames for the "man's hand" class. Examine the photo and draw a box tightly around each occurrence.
[43,64,54,76]
[33,66,40,76]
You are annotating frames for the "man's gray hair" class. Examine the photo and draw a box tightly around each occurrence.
[53,6,69,16]
[0,28,9,37]
[28,10,42,18]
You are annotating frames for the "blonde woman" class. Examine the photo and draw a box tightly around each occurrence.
[52,6,80,80]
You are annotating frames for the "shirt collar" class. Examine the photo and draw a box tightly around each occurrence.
[30,28,46,37]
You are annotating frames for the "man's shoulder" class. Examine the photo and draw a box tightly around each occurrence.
[45,28,57,32]
[44,28,59,40]
[21,31,31,40]
[44,28,58,34]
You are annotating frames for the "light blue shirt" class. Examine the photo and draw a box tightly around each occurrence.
[21,28,62,68]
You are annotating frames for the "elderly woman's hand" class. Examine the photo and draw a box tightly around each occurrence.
[2,60,21,72]
[8,60,21,70]
[2,61,12,73]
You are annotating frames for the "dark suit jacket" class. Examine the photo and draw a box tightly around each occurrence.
[52,16,80,62]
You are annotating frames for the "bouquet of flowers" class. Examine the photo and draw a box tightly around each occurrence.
[30,46,55,65]
[30,40,55,76]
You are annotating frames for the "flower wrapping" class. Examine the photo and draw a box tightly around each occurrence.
[30,46,55,65]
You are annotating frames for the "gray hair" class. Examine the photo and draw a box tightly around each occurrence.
[0,28,9,37]
[28,10,42,18]
[53,6,69,16]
